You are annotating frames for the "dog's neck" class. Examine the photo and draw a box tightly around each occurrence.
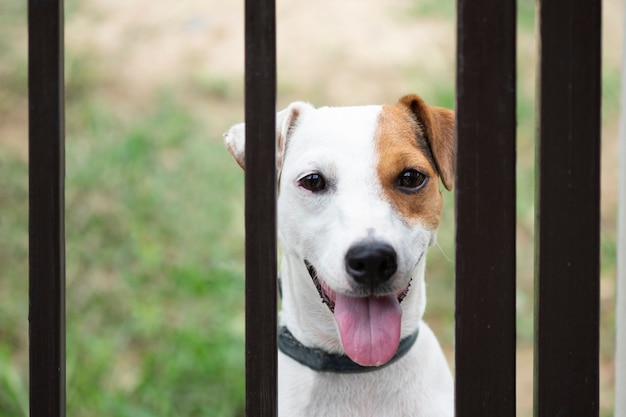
[278,252,427,355]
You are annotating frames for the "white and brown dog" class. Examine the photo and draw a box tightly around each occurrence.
[224,94,455,417]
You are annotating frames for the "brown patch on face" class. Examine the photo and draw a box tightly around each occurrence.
[375,103,444,230]
[397,94,455,191]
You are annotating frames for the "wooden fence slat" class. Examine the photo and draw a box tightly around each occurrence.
[244,0,278,415]
[534,0,602,416]
[455,0,517,415]
[28,0,66,416]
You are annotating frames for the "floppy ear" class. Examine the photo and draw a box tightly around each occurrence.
[223,102,312,178]
[397,94,456,191]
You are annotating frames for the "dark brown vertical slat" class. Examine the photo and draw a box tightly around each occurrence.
[28,0,66,416]
[244,0,277,415]
[455,0,517,415]
[534,1,601,416]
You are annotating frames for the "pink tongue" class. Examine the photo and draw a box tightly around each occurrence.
[334,293,402,366]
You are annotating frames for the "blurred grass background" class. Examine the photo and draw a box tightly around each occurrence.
[0,0,622,416]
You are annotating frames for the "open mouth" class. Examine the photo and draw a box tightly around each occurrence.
[304,260,412,313]
[303,259,413,367]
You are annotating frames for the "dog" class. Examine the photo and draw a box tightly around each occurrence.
[224,94,455,417]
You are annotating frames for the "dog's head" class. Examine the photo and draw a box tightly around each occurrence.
[225,94,455,366]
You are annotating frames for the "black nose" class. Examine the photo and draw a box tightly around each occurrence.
[345,241,398,286]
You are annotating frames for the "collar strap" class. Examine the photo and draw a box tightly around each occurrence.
[278,326,419,373]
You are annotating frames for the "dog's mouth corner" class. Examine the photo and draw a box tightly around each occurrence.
[305,260,336,312]
[303,260,412,314]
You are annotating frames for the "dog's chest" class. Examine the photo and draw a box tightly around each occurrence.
[278,351,445,417]
[301,377,412,417]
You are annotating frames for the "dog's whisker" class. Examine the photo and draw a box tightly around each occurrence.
[435,241,454,264]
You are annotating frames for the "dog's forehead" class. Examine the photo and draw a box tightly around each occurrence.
[282,105,383,178]
[294,104,382,147]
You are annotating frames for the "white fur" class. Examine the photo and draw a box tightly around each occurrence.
[224,102,453,417]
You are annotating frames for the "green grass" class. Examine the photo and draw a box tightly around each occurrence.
[1,2,250,412]
[1,91,247,416]
[63,95,247,417]
[0,0,29,400]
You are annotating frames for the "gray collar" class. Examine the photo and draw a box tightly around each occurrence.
[278,326,419,373]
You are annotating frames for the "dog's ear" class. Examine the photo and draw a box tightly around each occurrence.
[223,102,312,177]
[223,122,247,169]
[398,94,456,191]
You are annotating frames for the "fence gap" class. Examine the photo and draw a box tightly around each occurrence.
[28,0,66,416]
[455,0,517,416]
[244,0,278,415]
[534,0,602,416]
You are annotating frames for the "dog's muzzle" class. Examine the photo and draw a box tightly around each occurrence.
[303,251,413,367]
[304,257,411,314]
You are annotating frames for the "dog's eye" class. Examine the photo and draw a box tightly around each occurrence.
[299,173,326,192]
[397,169,428,192]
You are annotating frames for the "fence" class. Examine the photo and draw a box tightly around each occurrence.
[28,0,65,416]
[27,0,613,416]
